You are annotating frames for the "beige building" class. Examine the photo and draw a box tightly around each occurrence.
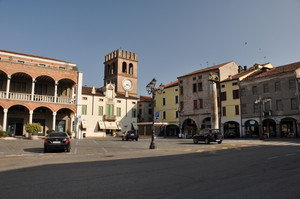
[178,61,239,137]
[80,49,138,137]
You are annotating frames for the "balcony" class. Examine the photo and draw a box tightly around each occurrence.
[0,91,76,105]
[104,115,116,121]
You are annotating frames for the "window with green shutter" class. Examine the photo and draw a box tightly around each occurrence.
[132,108,137,118]
[117,107,121,117]
[82,105,87,115]
[107,104,114,116]
[98,106,103,116]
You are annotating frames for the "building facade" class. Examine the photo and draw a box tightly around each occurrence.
[154,80,179,136]
[178,61,239,137]
[240,62,300,138]
[137,96,153,123]
[80,49,138,137]
[0,49,82,137]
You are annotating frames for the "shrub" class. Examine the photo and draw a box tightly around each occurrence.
[0,130,7,137]
[46,129,55,135]
[25,123,42,134]
[66,130,72,136]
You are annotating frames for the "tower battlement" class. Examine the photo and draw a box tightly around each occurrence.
[105,49,137,62]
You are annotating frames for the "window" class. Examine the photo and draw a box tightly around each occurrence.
[241,104,247,114]
[59,67,66,70]
[17,60,25,64]
[253,103,259,113]
[117,107,121,117]
[289,79,296,89]
[163,111,166,120]
[199,99,203,109]
[163,98,166,106]
[291,98,297,110]
[132,102,136,104]
[175,96,179,104]
[232,82,238,86]
[82,105,87,115]
[82,97,87,100]
[175,111,179,118]
[122,62,127,73]
[264,101,271,111]
[275,81,281,91]
[39,64,46,67]
[148,109,152,115]
[263,84,269,93]
[175,88,178,92]
[117,100,121,103]
[106,104,114,116]
[222,107,226,116]
[99,98,104,102]
[132,108,137,118]
[193,83,197,92]
[193,100,198,109]
[193,77,196,81]
[235,105,239,115]
[221,85,225,88]
[35,84,48,95]
[0,80,3,89]
[98,106,103,116]
[221,92,227,101]
[198,82,203,91]
[0,57,2,61]
[180,86,183,95]
[129,63,133,75]
[10,81,26,92]
[232,90,239,99]
[252,86,257,95]
[180,101,184,110]
[276,100,283,111]
[198,76,202,79]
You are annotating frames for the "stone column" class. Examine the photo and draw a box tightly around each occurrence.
[54,82,58,103]
[3,109,8,131]
[29,110,33,124]
[276,123,281,138]
[52,112,57,131]
[70,114,75,133]
[212,82,219,129]
[6,76,11,99]
[31,79,36,101]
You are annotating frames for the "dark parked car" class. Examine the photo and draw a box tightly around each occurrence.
[44,132,71,152]
[193,129,223,144]
[122,130,139,141]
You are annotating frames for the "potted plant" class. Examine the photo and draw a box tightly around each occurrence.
[25,123,42,139]
[0,130,7,138]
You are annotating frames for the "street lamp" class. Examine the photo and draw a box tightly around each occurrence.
[146,78,164,149]
[255,96,271,139]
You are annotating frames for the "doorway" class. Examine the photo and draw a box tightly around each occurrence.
[7,118,24,136]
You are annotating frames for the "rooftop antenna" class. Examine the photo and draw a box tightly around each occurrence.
[206,61,209,68]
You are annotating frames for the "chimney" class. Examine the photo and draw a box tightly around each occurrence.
[91,86,96,94]
[244,66,247,71]
[228,75,232,80]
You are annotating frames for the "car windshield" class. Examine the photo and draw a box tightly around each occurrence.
[49,133,67,137]
[211,129,219,133]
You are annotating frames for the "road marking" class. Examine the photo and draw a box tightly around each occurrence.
[184,149,192,152]
[222,147,228,149]
[241,145,248,147]
[231,144,236,146]
[268,156,279,160]
[94,141,99,145]
[235,147,241,151]
[197,150,204,153]
[76,141,79,145]
[286,153,296,156]
[102,147,108,153]
[74,148,77,154]
[210,146,216,149]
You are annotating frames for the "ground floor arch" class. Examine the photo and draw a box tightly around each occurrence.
[201,117,211,129]
[263,119,277,138]
[280,117,298,137]
[182,119,197,138]
[224,121,240,138]
[165,124,180,137]
[244,120,259,137]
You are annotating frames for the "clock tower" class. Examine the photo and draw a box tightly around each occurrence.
[104,49,138,98]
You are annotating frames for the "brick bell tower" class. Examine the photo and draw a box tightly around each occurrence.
[104,49,138,97]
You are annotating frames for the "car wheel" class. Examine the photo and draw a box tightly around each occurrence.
[217,140,222,144]
[193,138,198,144]
[205,138,210,144]
[136,138,138,141]
[122,137,124,141]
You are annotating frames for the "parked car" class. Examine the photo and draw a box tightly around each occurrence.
[122,130,139,141]
[193,129,223,144]
[44,132,71,152]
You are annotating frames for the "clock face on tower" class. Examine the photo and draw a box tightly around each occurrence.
[122,79,133,91]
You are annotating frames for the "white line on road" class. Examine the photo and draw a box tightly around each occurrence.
[102,147,108,153]
[286,153,296,156]
[76,141,79,145]
[267,156,279,160]
[74,148,77,154]
[94,141,99,145]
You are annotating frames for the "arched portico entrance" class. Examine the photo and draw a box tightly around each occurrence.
[182,119,197,138]
[7,105,29,136]
[56,108,74,133]
[166,125,180,136]
[281,117,298,137]
[201,117,211,129]
[263,119,276,138]
[245,120,259,137]
[224,121,240,138]
[33,106,53,136]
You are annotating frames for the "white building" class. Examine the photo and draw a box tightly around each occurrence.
[80,49,138,137]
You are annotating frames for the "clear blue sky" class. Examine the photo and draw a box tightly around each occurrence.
[1,0,300,96]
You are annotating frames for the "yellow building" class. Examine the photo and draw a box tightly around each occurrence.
[154,80,179,136]
[220,64,273,137]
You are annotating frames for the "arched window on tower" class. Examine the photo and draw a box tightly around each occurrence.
[108,65,111,76]
[122,62,127,73]
[106,65,110,76]
[129,63,133,75]
[112,62,116,74]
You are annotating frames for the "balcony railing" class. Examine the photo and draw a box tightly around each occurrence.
[0,91,76,105]
[104,115,116,121]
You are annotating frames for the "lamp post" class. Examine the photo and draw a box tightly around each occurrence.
[255,96,271,139]
[146,78,164,149]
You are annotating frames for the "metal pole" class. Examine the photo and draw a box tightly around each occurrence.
[150,90,156,149]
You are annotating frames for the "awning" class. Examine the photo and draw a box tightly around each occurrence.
[81,120,88,129]
[132,123,138,130]
[98,121,106,129]
[245,120,258,127]
[105,122,118,130]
